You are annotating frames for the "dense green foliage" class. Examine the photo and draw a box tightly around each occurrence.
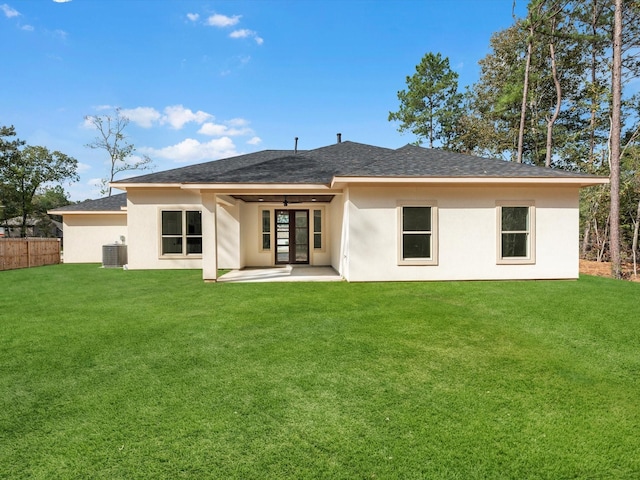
[472,0,640,267]
[388,52,463,149]
[390,0,640,269]
[0,126,77,236]
[1,265,639,478]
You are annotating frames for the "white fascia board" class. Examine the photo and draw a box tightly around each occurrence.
[47,210,127,215]
[180,183,333,192]
[330,176,610,188]
[109,183,182,190]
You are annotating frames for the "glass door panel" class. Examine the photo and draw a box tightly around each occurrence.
[276,211,290,264]
[294,211,309,263]
[275,210,309,264]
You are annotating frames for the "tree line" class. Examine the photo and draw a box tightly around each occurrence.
[0,126,77,238]
[0,109,151,238]
[389,0,639,277]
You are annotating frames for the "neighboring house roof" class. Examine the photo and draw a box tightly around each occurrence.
[112,141,608,187]
[4,216,40,227]
[49,193,127,213]
[1,215,63,237]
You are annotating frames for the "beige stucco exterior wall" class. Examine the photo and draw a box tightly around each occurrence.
[344,185,580,282]
[217,198,241,270]
[62,213,127,263]
[329,193,346,275]
[117,183,582,281]
[240,202,268,268]
[125,188,204,270]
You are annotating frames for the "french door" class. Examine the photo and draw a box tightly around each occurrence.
[275,210,309,264]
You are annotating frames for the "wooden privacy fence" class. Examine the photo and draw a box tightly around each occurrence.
[0,238,61,271]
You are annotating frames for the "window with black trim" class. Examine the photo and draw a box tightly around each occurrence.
[161,210,202,255]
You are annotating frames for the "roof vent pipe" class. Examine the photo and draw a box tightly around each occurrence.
[337,133,342,143]
[294,137,298,154]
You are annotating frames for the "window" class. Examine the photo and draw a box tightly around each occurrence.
[161,210,202,256]
[261,209,271,250]
[398,203,438,265]
[313,209,322,249]
[497,203,535,264]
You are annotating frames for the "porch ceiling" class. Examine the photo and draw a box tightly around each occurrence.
[231,194,335,204]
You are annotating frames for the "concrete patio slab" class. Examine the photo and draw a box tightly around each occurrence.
[218,265,342,283]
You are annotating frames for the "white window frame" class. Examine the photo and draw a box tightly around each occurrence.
[397,201,438,266]
[312,206,326,252]
[496,201,535,265]
[259,207,272,252]
[159,208,203,258]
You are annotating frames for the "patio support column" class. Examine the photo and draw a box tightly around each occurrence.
[201,192,217,281]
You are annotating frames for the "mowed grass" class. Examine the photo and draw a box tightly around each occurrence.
[1,265,639,479]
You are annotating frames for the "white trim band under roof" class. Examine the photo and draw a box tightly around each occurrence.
[180,183,333,191]
[110,183,183,190]
[47,210,127,215]
[111,183,336,191]
[330,176,610,188]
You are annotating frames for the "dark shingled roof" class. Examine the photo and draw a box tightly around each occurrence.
[357,144,597,178]
[112,141,602,186]
[55,142,606,213]
[51,193,127,212]
[115,150,298,184]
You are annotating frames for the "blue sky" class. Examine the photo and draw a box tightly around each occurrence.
[1,0,525,201]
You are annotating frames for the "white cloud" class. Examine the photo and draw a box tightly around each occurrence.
[77,162,92,173]
[230,29,263,45]
[142,137,237,163]
[198,122,228,136]
[21,24,33,31]
[198,118,254,137]
[247,137,262,145]
[121,107,162,128]
[53,0,72,3]
[190,10,263,44]
[94,104,115,111]
[206,13,240,27]
[1,3,19,17]
[86,105,241,132]
[82,116,96,129]
[161,105,213,129]
[227,118,249,127]
[229,29,251,39]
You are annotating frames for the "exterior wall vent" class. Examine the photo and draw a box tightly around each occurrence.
[102,244,127,268]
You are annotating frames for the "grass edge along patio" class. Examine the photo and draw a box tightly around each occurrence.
[50,138,608,282]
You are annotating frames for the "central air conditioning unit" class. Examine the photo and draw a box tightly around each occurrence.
[102,244,128,268]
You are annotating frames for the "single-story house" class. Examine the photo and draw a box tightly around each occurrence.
[51,139,609,282]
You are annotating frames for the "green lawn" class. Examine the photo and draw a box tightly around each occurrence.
[1,265,639,479]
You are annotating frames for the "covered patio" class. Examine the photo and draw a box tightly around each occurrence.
[217,265,342,283]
